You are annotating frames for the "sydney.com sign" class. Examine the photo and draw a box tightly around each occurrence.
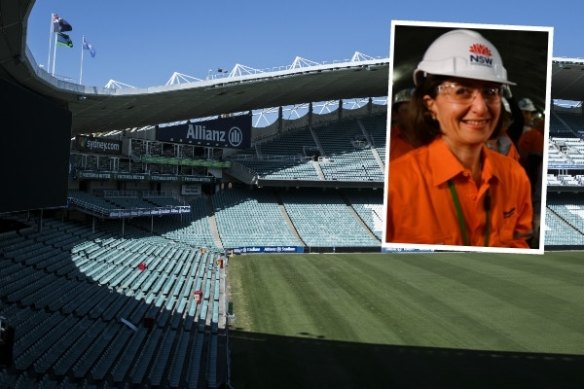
[156,115,251,149]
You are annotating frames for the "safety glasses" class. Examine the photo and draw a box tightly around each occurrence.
[436,82,504,104]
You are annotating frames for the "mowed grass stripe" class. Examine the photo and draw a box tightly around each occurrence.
[424,252,584,318]
[230,255,406,388]
[232,254,521,350]
[539,250,584,268]
[230,256,321,335]
[275,256,363,340]
[298,254,419,344]
[429,251,584,286]
[230,252,584,355]
[233,255,403,343]
[398,252,584,354]
[432,251,584,300]
[344,253,527,351]
[476,251,584,287]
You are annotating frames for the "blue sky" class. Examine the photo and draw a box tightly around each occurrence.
[26,0,583,88]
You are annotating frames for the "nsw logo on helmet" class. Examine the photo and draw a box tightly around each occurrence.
[469,43,493,67]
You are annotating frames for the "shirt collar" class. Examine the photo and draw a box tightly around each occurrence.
[428,138,500,187]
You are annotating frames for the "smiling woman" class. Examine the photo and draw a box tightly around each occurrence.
[384,24,549,252]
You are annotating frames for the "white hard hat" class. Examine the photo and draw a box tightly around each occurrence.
[393,88,414,106]
[414,29,515,86]
[518,97,537,112]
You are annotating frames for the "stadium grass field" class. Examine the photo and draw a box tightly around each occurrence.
[228,251,584,388]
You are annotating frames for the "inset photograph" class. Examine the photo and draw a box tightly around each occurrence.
[383,21,553,253]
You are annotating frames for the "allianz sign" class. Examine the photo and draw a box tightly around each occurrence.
[156,114,251,149]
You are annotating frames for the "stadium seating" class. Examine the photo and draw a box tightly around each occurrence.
[359,115,388,163]
[280,190,380,247]
[319,150,383,181]
[0,215,224,388]
[549,137,584,167]
[230,115,387,183]
[242,158,322,181]
[314,119,384,181]
[344,190,384,239]
[546,195,584,236]
[69,191,190,218]
[544,210,584,245]
[212,189,303,248]
[259,126,319,157]
[132,197,219,250]
[230,125,322,181]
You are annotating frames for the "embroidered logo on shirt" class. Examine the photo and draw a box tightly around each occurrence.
[503,208,516,219]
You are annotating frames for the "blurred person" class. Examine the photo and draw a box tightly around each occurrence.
[518,97,538,133]
[485,97,520,161]
[389,87,416,161]
[503,94,525,148]
[386,29,533,248]
[518,111,545,168]
[518,112,545,236]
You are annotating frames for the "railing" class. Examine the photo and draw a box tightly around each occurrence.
[68,196,191,218]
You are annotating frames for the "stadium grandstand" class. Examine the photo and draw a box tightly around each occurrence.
[2,1,584,387]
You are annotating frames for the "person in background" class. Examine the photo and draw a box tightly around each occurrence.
[518,97,538,133]
[518,112,545,210]
[485,97,520,161]
[518,111,545,169]
[504,94,526,148]
[386,29,533,248]
[389,87,416,161]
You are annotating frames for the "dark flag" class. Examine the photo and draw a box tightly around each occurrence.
[53,14,73,32]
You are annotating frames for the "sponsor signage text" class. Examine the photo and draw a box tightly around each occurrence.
[76,135,122,155]
[156,115,251,149]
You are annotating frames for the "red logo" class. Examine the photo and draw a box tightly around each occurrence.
[469,43,492,57]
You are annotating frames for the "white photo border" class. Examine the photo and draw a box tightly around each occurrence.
[382,19,554,255]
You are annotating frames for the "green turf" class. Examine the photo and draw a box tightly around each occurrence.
[228,251,584,388]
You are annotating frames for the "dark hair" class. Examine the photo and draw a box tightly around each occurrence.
[406,74,505,146]
[404,74,444,146]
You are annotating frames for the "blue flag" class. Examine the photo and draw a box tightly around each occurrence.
[57,32,73,48]
[83,37,96,58]
[52,14,72,32]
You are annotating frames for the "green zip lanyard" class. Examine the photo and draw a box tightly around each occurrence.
[447,180,491,246]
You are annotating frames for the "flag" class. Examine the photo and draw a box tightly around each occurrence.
[52,14,72,32]
[83,37,96,58]
[57,32,73,48]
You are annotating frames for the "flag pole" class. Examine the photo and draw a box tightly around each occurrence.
[51,33,58,75]
[79,35,85,84]
[47,13,54,71]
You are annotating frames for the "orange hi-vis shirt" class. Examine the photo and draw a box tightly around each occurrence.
[386,138,533,248]
[389,125,416,161]
[507,142,521,161]
[518,128,544,165]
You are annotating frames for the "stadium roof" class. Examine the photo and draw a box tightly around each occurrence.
[2,0,584,136]
[550,58,584,102]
